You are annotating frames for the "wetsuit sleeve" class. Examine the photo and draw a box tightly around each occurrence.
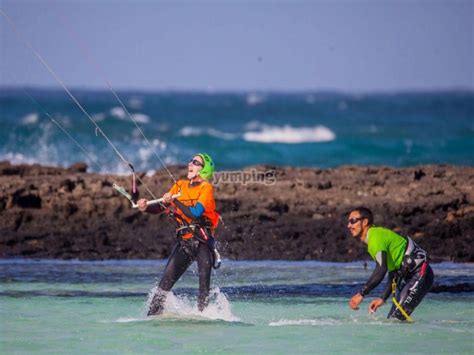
[381,271,395,301]
[145,204,164,214]
[360,251,388,296]
[173,200,204,219]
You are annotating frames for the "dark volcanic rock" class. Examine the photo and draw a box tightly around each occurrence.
[0,161,473,262]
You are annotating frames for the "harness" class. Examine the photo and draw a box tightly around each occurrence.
[170,209,222,269]
[391,237,429,322]
[398,236,428,277]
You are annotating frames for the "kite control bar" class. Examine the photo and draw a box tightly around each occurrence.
[112,183,180,208]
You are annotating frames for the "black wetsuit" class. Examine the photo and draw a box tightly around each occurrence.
[386,261,434,320]
[147,237,213,315]
[145,198,215,316]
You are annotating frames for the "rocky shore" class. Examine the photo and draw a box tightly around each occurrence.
[0,161,473,262]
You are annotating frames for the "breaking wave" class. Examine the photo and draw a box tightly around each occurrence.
[178,126,238,140]
[243,124,336,144]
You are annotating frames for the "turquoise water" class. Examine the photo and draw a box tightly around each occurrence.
[1,260,473,353]
[1,89,473,172]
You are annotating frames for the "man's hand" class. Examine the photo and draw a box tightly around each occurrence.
[368,298,385,314]
[349,292,364,310]
[137,199,148,212]
[162,192,173,203]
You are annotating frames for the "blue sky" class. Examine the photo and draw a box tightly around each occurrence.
[1,0,473,92]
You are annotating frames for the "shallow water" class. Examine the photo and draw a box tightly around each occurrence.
[1,259,473,354]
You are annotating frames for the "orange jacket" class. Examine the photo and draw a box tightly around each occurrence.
[169,179,220,232]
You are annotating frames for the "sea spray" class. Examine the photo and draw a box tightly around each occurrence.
[145,286,239,322]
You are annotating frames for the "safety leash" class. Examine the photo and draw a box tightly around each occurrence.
[391,279,413,322]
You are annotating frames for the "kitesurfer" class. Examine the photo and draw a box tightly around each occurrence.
[137,153,221,316]
[347,207,434,321]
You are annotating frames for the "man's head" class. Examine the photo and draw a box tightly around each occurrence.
[347,207,373,240]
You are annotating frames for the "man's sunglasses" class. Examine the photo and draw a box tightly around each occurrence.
[348,217,365,225]
[189,159,204,167]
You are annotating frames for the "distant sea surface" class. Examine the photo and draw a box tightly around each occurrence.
[0,89,472,173]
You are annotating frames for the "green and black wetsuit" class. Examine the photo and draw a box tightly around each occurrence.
[361,227,434,320]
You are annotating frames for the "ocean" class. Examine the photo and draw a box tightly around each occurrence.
[0,89,473,173]
[1,89,473,353]
[1,259,473,354]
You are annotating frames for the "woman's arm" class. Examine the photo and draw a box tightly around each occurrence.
[173,199,204,219]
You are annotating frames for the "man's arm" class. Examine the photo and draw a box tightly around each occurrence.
[368,270,395,314]
[381,271,395,301]
[350,251,388,310]
[360,251,388,296]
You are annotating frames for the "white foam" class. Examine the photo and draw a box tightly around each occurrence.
[54,115,72,127]
[21,112,39,125]
[145,286,239,322]
[114,317,151,323]
[246,93,265,106]
[243,124,336,144]
[3,122,59,166]
[269,318,342,326]
[179,126,238,140]
[131,113,150,124]
[92,113,106,122]
[109,107,150,124]
[110,106,127,119]
[269,317,396,326]
[1,152,37,165]
[138,147,153,163]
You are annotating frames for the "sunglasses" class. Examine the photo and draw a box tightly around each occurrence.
[348,217,365,225]
[189,159,204,167]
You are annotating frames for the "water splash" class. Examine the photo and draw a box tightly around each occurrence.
[144,286,240,322]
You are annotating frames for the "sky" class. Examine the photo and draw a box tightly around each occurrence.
[1,0,473,93]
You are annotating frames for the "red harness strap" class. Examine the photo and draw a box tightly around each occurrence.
[419,261,428,277]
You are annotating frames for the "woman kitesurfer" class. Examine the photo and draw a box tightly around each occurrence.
[137,153,220,316]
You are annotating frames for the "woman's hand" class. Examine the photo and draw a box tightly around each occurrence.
[162,192,173,203]
[137,199,148,212]
[368,298,385,314]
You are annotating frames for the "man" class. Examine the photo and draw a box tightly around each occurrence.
[347,207,434,321]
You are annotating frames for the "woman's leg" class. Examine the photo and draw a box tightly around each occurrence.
[147,243,194,315]
[196,242,213,312]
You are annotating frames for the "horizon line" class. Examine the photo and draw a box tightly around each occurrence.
[1,84,473,96]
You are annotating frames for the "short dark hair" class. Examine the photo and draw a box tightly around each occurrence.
[351,207,374,225]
